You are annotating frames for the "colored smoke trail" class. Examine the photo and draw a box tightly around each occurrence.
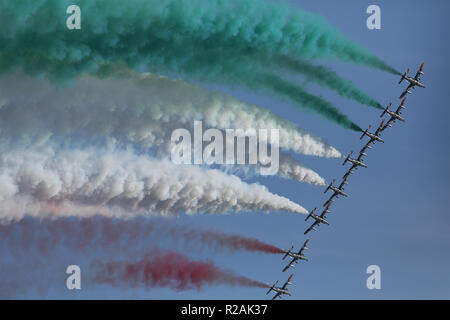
[0,71,341,159]
[0,0,390,129]
[91,250,268,290]
[275,57,383,109]
[256,73,363,132]
[0,216,285,255]
[0,0,398,77]
[0,147,308,224]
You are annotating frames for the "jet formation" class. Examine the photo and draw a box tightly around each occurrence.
[265,63,426,300]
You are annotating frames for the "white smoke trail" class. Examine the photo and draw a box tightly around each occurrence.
[0,71,341,158]
[222,153,326,186]
[278,153,326,185]
[0,147,308,224]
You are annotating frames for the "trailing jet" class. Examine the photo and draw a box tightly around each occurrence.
[266,274,293,300]
[304,207,330,235]
[342,151,367,169]
[282,239,309,272]
[399,62,425,98]
[381,99,406,131]
[360,120,385,144]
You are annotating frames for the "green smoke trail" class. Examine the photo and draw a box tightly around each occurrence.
[0,0,398,78]
[256,73,363,132]
[0,0,364,131]
[275,57,383,109]
[140,42,363,132]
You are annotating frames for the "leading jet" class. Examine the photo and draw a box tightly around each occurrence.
[399,62,425,98]
[266,274,293,300]
[282,239,309,272]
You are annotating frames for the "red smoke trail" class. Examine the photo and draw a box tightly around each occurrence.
[0,217,284,255]
[178,229,285,254]
[91,250,268,290]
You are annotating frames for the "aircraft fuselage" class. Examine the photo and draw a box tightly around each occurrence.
[386,111,405,122]
[288,253,308,261]
[348,158,366,168]
[366,133,383,143]
[272,288,290,295]
[311,214,329,225]
[330,186,347,197]
[405,76,425,88]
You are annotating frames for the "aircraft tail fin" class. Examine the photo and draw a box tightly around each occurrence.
[360,127,369,140]
[342,152,352,166]
[305,208,316,221]
[324,179,335,193]
[398,69,409,84]
[266,281,277,295]
[381,103,391,118]
[282,247,293,260]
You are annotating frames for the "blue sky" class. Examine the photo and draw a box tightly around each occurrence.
[4,0,450,299]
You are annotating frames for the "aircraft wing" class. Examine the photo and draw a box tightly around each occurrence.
[400,83,414,98]
[281,274,293,290]
[414,63,424,81]
[298,239,309,255]
[272,292,282,300]
[319,207,329,219]
[414,70,422,80]
[323,193,337,207]
[304,220,319,234]
[282,259,295,273]
[381,117,395,131]
[394,104,404,115]
[355,153,364,162]
[359,143,371,155]
[374,122,384,136]
[362,141,373,151]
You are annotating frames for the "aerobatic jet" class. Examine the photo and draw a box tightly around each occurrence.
[304,207,330,235]
[399,62,425,98]
[266,274,293,300]
[324,179,348,197]
[381,99,406,131]
[360,119,385,144]
[322,179,348,207]
[342,151,367,169]
[282,239,309,272]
